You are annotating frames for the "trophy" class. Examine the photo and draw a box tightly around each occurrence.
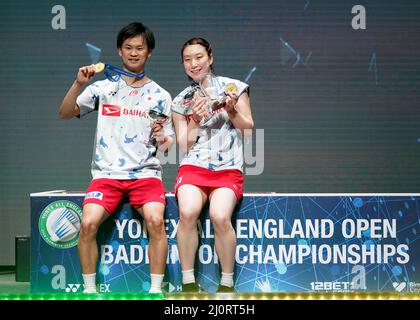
[148,108,169,155]
[181,86,199,109]
[198,73,238,111]
[148,109,168,122]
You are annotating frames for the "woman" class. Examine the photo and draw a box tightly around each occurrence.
[171,38,254,293]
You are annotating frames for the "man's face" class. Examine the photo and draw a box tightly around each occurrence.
[118,35,151,73]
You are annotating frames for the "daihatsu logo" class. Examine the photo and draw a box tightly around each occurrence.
[102,104,121,116]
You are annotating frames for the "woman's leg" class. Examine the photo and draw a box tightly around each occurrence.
[208,188,237,288]
[176,184,207,285]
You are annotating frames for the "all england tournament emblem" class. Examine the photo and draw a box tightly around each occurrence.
[38,200,82,249]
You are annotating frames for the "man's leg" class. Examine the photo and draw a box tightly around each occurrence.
[77,203,109,293]
[134,202,168,293]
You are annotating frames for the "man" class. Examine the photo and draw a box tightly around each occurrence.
[59,22,173,294]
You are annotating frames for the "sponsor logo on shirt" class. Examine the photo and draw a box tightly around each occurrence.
[122,108,149,118]
[129,90,139,96]
[101,104,152,120]
[102,104,121,117]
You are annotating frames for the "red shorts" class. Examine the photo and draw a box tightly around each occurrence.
[83,178,166,214]
[174,165,244,201]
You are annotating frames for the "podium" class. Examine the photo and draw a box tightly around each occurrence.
[30,192,420,294]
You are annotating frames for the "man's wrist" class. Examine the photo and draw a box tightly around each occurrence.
[73,80,83,88]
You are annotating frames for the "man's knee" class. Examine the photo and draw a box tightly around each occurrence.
[145,214,165,236]
[79,218,100,239]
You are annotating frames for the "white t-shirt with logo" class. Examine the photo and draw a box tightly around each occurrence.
[76,78,174,180]
[171,76,249,172]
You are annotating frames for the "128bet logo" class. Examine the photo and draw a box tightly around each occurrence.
[310,265,366,292]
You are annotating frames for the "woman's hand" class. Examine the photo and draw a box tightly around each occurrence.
[223,92,239,115]
[191,97,209,123]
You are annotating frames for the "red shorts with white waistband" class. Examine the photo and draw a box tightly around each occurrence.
[174,165,244,201]
[83,178,166,214]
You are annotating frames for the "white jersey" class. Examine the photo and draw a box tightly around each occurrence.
[172,76,249,172]
[76,78,174,180]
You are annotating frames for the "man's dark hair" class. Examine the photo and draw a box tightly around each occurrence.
[117,22,155,50]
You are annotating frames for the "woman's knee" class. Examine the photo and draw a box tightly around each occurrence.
[179,207,201,226]
[210,214,232,233]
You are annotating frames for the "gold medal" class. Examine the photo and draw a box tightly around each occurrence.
[94,62,105,73]
[224,83,238,94]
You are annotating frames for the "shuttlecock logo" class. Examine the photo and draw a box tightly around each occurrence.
[39,200,82,249]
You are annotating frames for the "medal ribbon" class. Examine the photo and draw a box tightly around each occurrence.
[103,64,145,82]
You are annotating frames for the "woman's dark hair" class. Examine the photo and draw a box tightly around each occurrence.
[117,22,155,50]
[181,37,214,72]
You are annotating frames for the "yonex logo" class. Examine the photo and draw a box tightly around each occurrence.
[102,104,121,116]
[392,282,407,292]
[65,284,81,293]
[85,191,103,200]
[64,283,111,293]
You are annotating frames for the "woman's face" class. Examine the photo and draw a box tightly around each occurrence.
[182,44,213,82]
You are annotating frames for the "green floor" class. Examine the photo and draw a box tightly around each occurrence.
[0,272,29,295]
[0,271,418,300]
